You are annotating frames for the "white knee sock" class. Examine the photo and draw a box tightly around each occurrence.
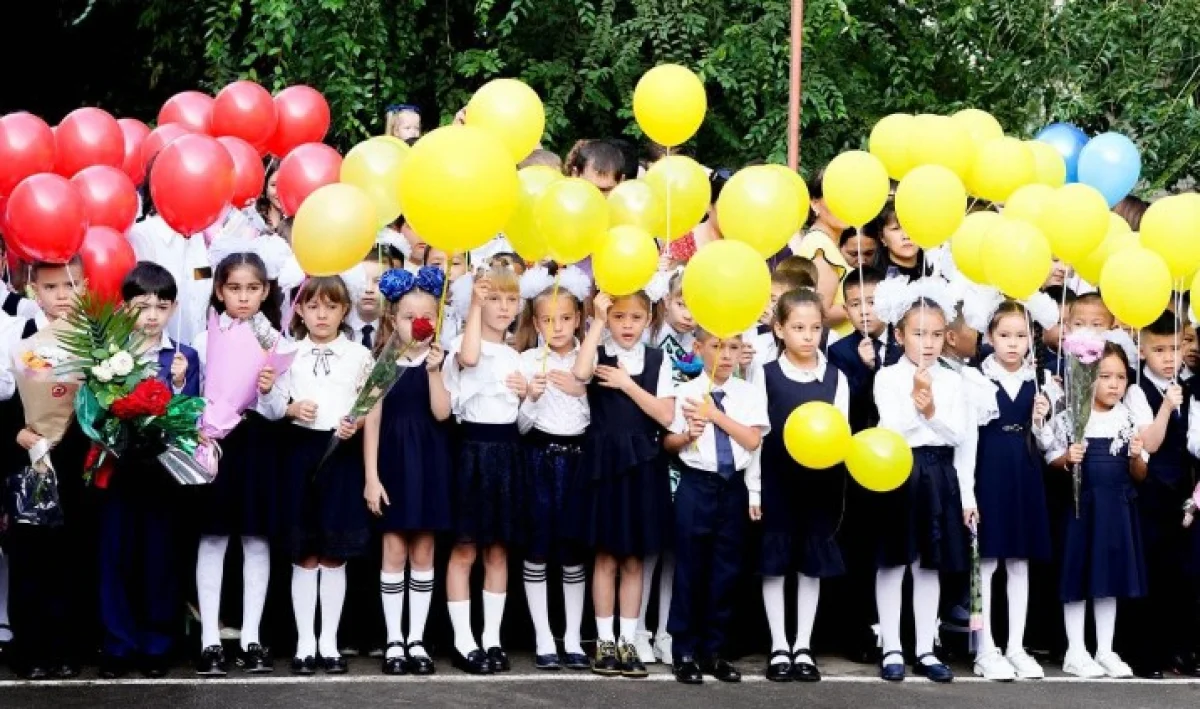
[240,536,270,650]
[291,566,319,658]
[656,552,675,637]
[1094,597,1117,656]
[318,564,347,658]
[1063,601,1087,656]
[619,616,638,643]
[1005,559,1030,655]
[637,553,658,635]
[876,566,905,664]
[979,558,999,654]
[524,562,555,655]
[407,568,435,657]
[448,599,478,657]
[197,535,230,649]
[481,590,506,649]
[562,565,586,655]
[763,576,789,659]
[380,571,405,659]
[794,574,820,662]
[911,562,941,663]
[0,551,10,642]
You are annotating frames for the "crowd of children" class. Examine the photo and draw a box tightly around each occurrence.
[0,129,1198,690]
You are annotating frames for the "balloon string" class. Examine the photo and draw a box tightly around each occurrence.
[433,251,453,344]
[541,270,561,375]
[857,231,868,339]
[1057,269,1070,379]
[1023,307,1042,397]
[660,146,673,258]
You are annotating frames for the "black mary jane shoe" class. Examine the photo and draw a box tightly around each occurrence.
[142,656,171,679]
[290,656,317,676]
[765,650,793,682]
[382,642,408,676]
[790,649,821,682]
[405,642,436,675]
[486,646,511,673]
[99,655,131,680]
[453,648,493,675]
[322,655,349,674]
[673,656,704,685]
[196,645,228,677]
[563,651,591,671]
[701,657,742,683]
[238,643,274,674]
[912,652,953,683]
[880,651,905,682]
[534,652,563,670]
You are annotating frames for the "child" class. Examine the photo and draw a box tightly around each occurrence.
[363,267,451,676]
[663,329,768,685]
[872,279,975,683]
[829,268,890,431]
[573,291,676,677]
[442,266,528,674]
[564,139,625,195]
[519,148,564,171]
[489,252,527,276]
[969,300,1054,681]
[743,268,822,380]
[942,305,981,367]
[1039,343,1150,678]
[348,256,384,348]
[840,228,879,270]
[385,103,422,142]
[748,289,849,682]
[514,266,592,670]
[273,277,373,674]
[192,252,288,677]
[127,209,212,346]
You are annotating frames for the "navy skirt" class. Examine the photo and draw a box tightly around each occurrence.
[197,412,280,538]
[584,434,671,559]
[280,426,370,560]
[759,458,846,578]
[975,426,1052,562]
[453,422,526,547]
[875,446,969,572]
[375,413,453,535]
[524,430,587,564]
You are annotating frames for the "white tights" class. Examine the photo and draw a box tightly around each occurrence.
[979,558,1030,654]
[877,562,940,666]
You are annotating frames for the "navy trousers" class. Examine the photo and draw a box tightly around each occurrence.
[666,466,748,660]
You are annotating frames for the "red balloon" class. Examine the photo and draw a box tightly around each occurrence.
[55,107,125,178]
[0,113,56,197]
[211,81,278,150]
[159,91,214,135]
[216,136,265,208]
[71,165,139,233]
[140,123,191,178]
[150,134,235,236]
[275,143,341,216]
[266,86,331,158]
[4,173,88,263]
[79,225,137,303]
[117,118,151,183]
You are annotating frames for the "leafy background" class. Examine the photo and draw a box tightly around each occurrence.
[6,0,1199,191]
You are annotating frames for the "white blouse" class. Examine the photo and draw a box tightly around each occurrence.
[444,335,523,424]
[1040,401,1151,463]
[276,335,373,431]
[518,344,590,436]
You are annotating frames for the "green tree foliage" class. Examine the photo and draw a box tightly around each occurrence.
[95,0,1200,189]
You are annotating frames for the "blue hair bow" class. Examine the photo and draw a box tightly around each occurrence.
[379,266,446,303]
[414,266,445,298]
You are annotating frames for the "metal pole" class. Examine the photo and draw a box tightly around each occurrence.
[787,0,804,171]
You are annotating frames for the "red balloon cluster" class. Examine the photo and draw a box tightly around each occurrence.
[212,81,277,152]
[267,86,331,158]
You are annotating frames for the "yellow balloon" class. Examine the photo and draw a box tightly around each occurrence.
[908,114,974,181]
[1003,183,1055,224]
[505,166,561,262]
[968,137,1035,203]
[845,428,913,493]
[379,135,409,150]
[894,165,967,249]
[1140,194,1200,280]
[608,179,665,238]
[952,108,1004,148]
[982,219,1052,299]
[534,177,608,264]
[869,113,915,180]
[633,64,707,147]
[682,240,770,338]
[644,155,711,240]
[784,402,852,469]
[397,125,519,253]
[292,183,379,276]
[950,211,1004,285]
[1100,246,1172,328]
[1075,230,1139,285]
[822,151,890,227]
[765,164,811,232]
[465,78,546,163]
[1109,211,1134,235]
[1037,183,1109,263]
[340,136,408,227]
[717,166,800,257]
[1026,140,1067,187]
[593,225,659,296]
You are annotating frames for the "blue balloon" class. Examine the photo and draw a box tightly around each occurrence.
[1035,122,1089,183]
[1077,132,1141,207]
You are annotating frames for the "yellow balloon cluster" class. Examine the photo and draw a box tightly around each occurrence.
[845,428,913,493]
[340,136,408,226]
[909,114,973,181]
[982,219,1052,299]
[293,183,378,276]
[766,165,811,231]
[969,137,1035,203]
[644,156,711,240]
[633,64,707,147]
[894,165,966,248]
[784,402,852,469]
[717,166,800,257]
[1003,183,1054,224]
[593,225,658,296]
[505,166,562,262]
[682,240,770,338]
[1026,140,1067,187]
[1075,229,1138,285]
[822,151,890,227]
[534,177,608,264]
[466,78,546,163]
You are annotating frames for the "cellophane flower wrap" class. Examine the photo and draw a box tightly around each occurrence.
[1061,329,1105,517]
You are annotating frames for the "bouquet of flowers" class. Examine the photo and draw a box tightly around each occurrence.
[55,294,207,487]
[1061,329,1106,517]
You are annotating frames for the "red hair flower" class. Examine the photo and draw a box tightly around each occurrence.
[111,378,173,420]
[411,317,435,343]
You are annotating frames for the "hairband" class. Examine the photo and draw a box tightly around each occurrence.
[519,265,592,303]
[386,103,421,115]
[872,276,960,326]
[644,267,682,305]
[956,278,1060,335]
[379,266,445,303]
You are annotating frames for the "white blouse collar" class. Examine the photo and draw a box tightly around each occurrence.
[301,333,353,355]
[602,333,644,359]
[778,351,827,381]
[982,354,1034,383]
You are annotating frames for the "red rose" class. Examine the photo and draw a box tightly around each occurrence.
[111,378,173,419]
[411,317,435,343]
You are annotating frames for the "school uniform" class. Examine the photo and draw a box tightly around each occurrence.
[742,324,836,383]
[347,311,380,351]
[443,336,527,547]
[666,373,769,661]
[827,330,892,432]
[0,291,41,321]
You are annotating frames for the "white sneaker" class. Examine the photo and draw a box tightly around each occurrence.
[1063,650,1106,679]
[973,648,1016,681]
[1005,650,1044,679]
[634,631,656,664]
[1095,651,1133,679]
[653,632,674,664]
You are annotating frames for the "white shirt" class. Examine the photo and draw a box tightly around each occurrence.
[128,216,212,346]
[276,335,373,431]
[1041,401,1151,463]
[598,337,677,398]
[875,356,979,509]
[141,332,188,394]
[517,343,590,436]
[346,310,381,350]
[670,372,769,474]
[444,335,523,424]
[1124,366,1173,425]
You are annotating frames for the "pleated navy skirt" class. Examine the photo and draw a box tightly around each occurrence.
[279,426,370,560]
[197,412,279,538]
[524,429,586,564]
[375,383,453,534]
[759,448,847,578]
[875,446,969,572]
[453,422,526,547]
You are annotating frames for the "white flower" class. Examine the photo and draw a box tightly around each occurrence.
[93,362,114,383]
[109,351,135,377]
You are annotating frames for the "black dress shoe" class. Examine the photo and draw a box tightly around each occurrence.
[382,642,408,676]
[486,646,510,673]
[913,653,953,683]
[673,656,704,684]
[790,649,821,682]
[196,645,228,677]
[563,651,590,671]
[142,656,171,679]
[237,643,274,674]
[766,650,793,682]
[20,665,51,681]
[290,656,317,675]
[534,652,562,670]
[452,648,493,675]
[701,657,741,683]
[1133,663,1164,680]
[99,655,131,680]
[405,642,436,675]
[322,655,349,674]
